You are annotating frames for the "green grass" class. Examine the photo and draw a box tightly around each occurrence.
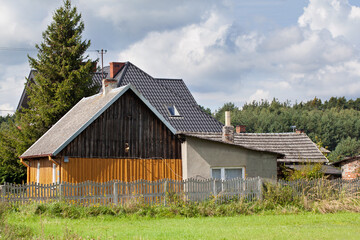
[6,212,360,239]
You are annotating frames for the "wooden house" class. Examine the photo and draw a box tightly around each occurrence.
[19,62,329,183]
[20,62,224,184]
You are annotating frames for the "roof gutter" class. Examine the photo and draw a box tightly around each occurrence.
[20,154,53,159]
[20,158,29,168]
[48,156,60,166]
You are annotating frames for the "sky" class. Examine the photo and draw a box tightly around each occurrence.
[1,0,360,116]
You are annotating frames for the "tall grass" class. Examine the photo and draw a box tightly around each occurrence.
[2,178,359,221]
[0,202,33,239]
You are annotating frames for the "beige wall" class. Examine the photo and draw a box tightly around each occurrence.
[182,137,277,179]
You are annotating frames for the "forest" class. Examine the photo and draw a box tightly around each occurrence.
[213,96,360,162]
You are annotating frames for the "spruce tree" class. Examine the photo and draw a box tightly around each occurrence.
[20,0,98,142]
[0,0,98,183]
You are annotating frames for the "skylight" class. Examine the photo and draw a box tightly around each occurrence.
[166,105,180,116]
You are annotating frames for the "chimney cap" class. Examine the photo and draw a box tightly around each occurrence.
[295,129,305,134]
[102,79,118,96]
[225,111,231,126]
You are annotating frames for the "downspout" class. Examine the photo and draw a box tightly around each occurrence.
[20,158,30,183]
[20,158,29,168]
[48,156,59,166]
[48,156,61,183]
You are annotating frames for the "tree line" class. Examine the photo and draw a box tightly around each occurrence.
[213,97,360,162]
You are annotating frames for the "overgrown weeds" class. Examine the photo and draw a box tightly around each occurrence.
[3,178,360,221]
[0,202,34,239]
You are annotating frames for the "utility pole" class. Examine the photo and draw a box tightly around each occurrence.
[96,49,107,79]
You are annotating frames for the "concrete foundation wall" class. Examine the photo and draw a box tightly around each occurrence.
[182,137,277,179]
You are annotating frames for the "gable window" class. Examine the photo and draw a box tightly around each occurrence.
[166,105,180,116]
[211,167,245,180]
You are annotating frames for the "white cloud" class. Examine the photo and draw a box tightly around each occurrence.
[249,89,270,102]
[0,103,14,117]
[0,1,56,47]
[0,62,29,113]
[118,0,360,109]
[78,0,224,37]
[298,0,360,43]
[2,0,360,112]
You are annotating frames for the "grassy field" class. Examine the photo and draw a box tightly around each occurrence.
[6,212,360,239]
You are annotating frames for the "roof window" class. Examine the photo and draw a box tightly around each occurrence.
[166,105,180,116]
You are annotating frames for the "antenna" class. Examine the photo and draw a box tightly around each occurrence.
[290,125,296,132]
[96,49,107,79]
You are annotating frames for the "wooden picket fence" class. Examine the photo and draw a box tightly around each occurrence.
[273,177,360,199]
[1,177,358,205]
[0,177,262,205]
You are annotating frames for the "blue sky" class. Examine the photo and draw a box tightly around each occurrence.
[1,0,360,115]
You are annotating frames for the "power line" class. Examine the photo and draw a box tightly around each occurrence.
[0,47,101,53]
[0,47,36,52]
[95,49,107,79]
[0,109,15,112]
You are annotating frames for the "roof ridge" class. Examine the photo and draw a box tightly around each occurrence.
[115,62,130,85]
[155,78,183,81]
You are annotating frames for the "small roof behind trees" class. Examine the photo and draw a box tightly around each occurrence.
[182,132,329,163]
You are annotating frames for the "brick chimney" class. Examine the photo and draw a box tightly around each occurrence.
[296,129,304,134]
[109,62,125,78]
[236,125,246,133]
[222,111,234,143]
[102,79,117,96]
[92,61,97,72]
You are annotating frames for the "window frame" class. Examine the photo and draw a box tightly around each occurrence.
[165,104,181,117]
[211,167,245,180]
[36,161,40,184]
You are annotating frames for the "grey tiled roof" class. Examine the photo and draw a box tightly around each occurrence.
[20,86,128,158]
[181,132,328,163]
[180,132,284,157]
[115,62,223,132]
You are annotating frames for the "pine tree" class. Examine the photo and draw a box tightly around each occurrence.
[0,0,98,183]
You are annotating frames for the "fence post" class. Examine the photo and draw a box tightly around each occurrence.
[113,182,118,205]
[59,183,63,202]
[257,177,263,201]
[212,179,216,196]
[163,180,168,206]
[0,185,4,202]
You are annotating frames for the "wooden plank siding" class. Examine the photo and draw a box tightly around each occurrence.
[27,157,182,184]
[60,158,182,183]
[27,158,60,184]
[59,90,181,159]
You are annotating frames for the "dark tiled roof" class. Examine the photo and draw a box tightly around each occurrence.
[181,132,328,163]
[331,155,360,167]
[287,165,341,175]
[153,78,198,106]
[115,62,223,132]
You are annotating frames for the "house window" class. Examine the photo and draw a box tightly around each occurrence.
[36,161,40,184]
[52,163,56,184]
[211,167,245,180]
[166,105,180,116]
